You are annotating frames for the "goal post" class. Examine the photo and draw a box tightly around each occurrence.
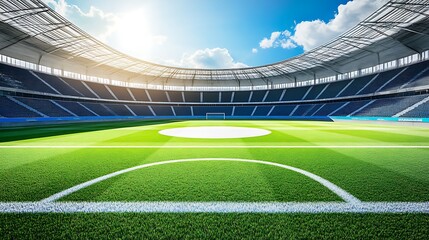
[206,113,226,120]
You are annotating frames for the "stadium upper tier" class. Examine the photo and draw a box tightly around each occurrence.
[0,0,429,89]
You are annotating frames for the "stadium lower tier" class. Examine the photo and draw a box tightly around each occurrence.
[1,94,428,119]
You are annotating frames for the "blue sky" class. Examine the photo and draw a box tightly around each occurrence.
[42,0,386,68]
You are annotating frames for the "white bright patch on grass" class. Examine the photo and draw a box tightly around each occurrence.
[159,126,271,139]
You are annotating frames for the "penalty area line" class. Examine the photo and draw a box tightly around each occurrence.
[0,202,428,213]
[0,145,429,149]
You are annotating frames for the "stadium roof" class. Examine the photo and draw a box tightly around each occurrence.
[0,0,429,82]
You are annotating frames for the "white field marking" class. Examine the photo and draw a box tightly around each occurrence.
[1,145,429,149]
[40,158,360,204]
[0,202,428,213]
[268,127,396,130]
[159,126,271,139]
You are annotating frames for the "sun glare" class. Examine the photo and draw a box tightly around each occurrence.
[114,9,164,60]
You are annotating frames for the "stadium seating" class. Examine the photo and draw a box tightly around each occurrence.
[233,91,251,102]
[129,88,150,101]
[0,96,42,118]
[220,92,233,102]
[202,92,220,102]
[108,86,134,101]
[56,101,96,116]
[281,86,310,101]
[60,77,99,98]
[127,105,153,116]
[80,103,115,116]
[15,97,74,117]
[1,60,429,120]
[168,91,184,102]
[0,64,57,94]
[85,82,116,99]
[264,90,284,102]
[147,90,169,102]
[353,95,427,117]
[184,92,201,102]
[402,97,429,118]
[173,106,192,116]
[33,72,82,97]
[253,106,273,116]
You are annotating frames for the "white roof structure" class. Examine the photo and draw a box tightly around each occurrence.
[0,0,429,88]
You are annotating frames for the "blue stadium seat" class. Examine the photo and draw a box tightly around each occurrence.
[61,78,99,98]
[203,92,220,102]
[264,90,283,102]
[16,97,74,117]
[282,86,310,101]
[85,82,116,99]
[0,63,57,94]
[233,91,251,102]
[250,91,266,102]
[147,90,169,102]
[173,106,192,116]
[151,106,174,116]
[167,91,184,102]
[56,101,96,116]
[127,105,153,116]
[105,104,133,116]
[129,88,150,101]
[184,92,201,102]
[0,96,42,118]
[269,105,296,116]
[317,80,350,99]
[80,102,115,116]
[253,106,273,116]
[34,72,82,97]
[234,106,255,116]
[108,86,134,101]
[220,92,233,102]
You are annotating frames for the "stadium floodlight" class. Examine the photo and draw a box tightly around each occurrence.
[206,113,226,120]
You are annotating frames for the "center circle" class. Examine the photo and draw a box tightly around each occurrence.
[159,126,271,139]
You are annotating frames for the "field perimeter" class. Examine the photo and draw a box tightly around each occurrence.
[0,120,428,238]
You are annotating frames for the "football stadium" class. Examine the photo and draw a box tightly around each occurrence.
[0,0,429,238]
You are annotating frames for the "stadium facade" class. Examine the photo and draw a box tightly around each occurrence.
[0,0,429,125]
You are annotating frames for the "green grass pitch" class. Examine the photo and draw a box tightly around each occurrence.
[0,120,428,238]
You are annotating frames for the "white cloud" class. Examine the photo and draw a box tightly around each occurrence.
[259,0,387,51]
[259,30,295,50]
[280,39,296,49]
[292,0,387,51]
[259,31,281,49]
[252,48,258,54]
[170,48,248,69]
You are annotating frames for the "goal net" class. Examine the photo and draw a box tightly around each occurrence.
[206,113,226,120]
